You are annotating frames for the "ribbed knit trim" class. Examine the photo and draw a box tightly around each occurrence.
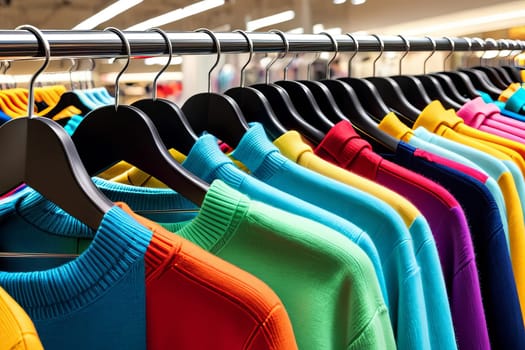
[93,177,195,212]
[183,134,235,182]
[0,205,152,321]
[14,189,93,238]
[231,123,288,181]
[176,180,249,253]
[160,221,190,233]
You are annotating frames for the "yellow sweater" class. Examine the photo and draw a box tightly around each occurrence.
[0,287,43,350]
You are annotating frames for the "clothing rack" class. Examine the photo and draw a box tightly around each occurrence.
[0,30,522,59]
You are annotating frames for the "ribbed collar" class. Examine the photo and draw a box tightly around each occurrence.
[231,123,288,181]
[92,177,194,212]
[414,100,464,132]
[378,112,415,142]
[457,97,499,128]
[175,180,250,253]
[505,88,525,113]
[183,134,246,189]
[0,197,152,320]
[315,120,374,170]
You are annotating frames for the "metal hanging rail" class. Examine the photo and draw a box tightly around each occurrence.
[0,30,522,59]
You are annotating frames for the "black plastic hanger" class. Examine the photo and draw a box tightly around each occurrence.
[71,27,208,207]
[271,44,333,133]
[435,36,481,100]
[250,30,324,144]
[389,35,433,110]
[400,36,461,110]
[365,35,421,122]
[298,35,350,125]
[457,37,502,99]
[224,30,287,141]
[0,25,113,231]
[467,37,509,89]
[428,73,470,104]
[336,34,396,122]
[131,28,197,155]
[498,39,522,83]
[182,29,249,148]
[319,32,399,152]
[417,75,462,109]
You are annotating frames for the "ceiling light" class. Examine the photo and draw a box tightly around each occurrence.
[73,0,143,30]
[246,10,295,31]
[351,0,366,4]
[333,0,347,4]
[127,0,225,31]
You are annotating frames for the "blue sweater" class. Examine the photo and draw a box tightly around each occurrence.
[0,192,151,350]
[230,123,430,350]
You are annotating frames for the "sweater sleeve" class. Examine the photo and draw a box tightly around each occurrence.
[247,304,298,350]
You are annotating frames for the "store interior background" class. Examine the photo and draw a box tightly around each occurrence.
[0,0,524,103]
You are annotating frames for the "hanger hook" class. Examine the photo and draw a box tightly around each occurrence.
[66,58,78,91]
[371,34,384,77]
[104,27,131,110]
[307,52,321,80]
[443,36,455,71]
[471,37,486,66]
[283,53,298,81]
[265,29,289,83]
[510,40,522,66]
[3,61,15,89]
[233,29,253,88]
[86,58,96,89]
[423,36,436,74]
[462,37,473,67]
[484,37,499,66]
[320,31,339,79]
[147,28,172,100]
[499,39,511,65]
[345,33,359,77]
[397,34,410,75]
[195,28,220,93]
[15,25,50,118]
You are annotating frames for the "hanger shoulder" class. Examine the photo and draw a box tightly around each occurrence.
[390,75,433,109]
[273,80,333,132]
[132,98,197,155]
[427,73,470,104]
[318,79,399,151]
[251,83,324,143]
[337,77,391,120]
[72,105,208,206]
[0,117,112,230]
[225,86,287,139]
[365,77,422,120]
[182,92,249,148]
[414,75,463,109]
[299,80,347,123]
[458,69,502,99]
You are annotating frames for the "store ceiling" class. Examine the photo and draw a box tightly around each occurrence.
[0,0,524,37]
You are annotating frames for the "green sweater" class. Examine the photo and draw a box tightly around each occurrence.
[154,180,395,350]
